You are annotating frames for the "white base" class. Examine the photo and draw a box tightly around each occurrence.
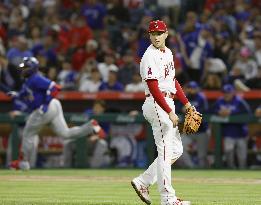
[182,201,191,205]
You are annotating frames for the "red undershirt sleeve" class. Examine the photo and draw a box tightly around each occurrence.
[146,79,172,113]
[50,84,62,97]
[174,79,189,105]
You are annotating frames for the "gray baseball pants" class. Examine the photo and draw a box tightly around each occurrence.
[21,99,94,167]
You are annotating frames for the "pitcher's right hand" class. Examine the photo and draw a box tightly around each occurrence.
[169,111,179,127]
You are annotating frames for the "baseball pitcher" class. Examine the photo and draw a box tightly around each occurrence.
[131,20,201,205]
[9,57,105,170]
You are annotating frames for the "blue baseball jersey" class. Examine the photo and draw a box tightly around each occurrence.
[12,97,28,112]
[16,73,54,113]
[212,95,251,138]
[182,31,213,70]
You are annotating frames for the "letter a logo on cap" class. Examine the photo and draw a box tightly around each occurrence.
[155,21,158,28]
[148,20,167,33]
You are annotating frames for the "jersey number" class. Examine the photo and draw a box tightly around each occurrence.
[164,66,169,78]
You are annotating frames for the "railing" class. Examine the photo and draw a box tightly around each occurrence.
[0,90,261,101]
[0,113,260,168]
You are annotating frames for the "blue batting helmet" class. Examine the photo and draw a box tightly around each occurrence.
[19,57,39,78]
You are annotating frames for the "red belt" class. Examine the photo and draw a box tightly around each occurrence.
[146,92,175,99]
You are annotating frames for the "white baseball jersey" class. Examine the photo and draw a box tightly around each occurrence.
[140,44,176,95]
[137,45,184,204]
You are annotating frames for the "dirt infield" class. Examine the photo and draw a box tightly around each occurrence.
[0,175,260,184]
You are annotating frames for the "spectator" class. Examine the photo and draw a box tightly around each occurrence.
[85,100,108,118]
[28,0,45,20]
[95,31,111,62]
[81,0,107,30]
[199,9,211,25]
[202,58,227,83]
[172,38,189,84]
[118,27,138,56]
[212,84,251,169]
[227,38,243,69]
[97,52,119,82]
[71,39,98,71]
[67,14,93,51]
[157,0,181,27]
[46,66,58,81]
[234,66,261,90]
[7,36,33,67]
[84,100,111,168]
[255,105,261,118]
[42,4,60,34]
[36,54,48,74]
[253,31,261,67]
[117,50,139,86]
[0,38,6,56]
[179,81,209,168]
[106,0,130,25]
[63,100,110,168]
[8,7,27,38]
[178,11,201,36]
[230,47,258,83]
[99,68,124,91]
[31,33,58,66]
[85,39,98,60]
[0,0,259,95]
[79,67,102,92]
[125,72,144,92]
[213,31,232,65]
[0,7,8,45]
[0,55,18,91]
[78,58,97,87]
[0,67,11,93]
[57,60,77,90]
[27,25,42,49]
[136,15,153,59]
[241,30,261,67]
[16,2,29,19]
[202,73,222,90]
[181,24,214,82]
[129,110,148,168]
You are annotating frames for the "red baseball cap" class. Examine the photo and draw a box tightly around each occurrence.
[148,20,167,33]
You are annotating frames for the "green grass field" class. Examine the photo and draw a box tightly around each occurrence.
[0,169,260,205]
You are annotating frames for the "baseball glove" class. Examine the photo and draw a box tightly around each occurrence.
[183,106,202,134]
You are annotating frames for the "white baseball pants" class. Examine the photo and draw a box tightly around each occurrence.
[139,97,183,205]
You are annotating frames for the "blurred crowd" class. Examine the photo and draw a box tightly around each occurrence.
[0,0,260,93]
[0,0,261,169]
